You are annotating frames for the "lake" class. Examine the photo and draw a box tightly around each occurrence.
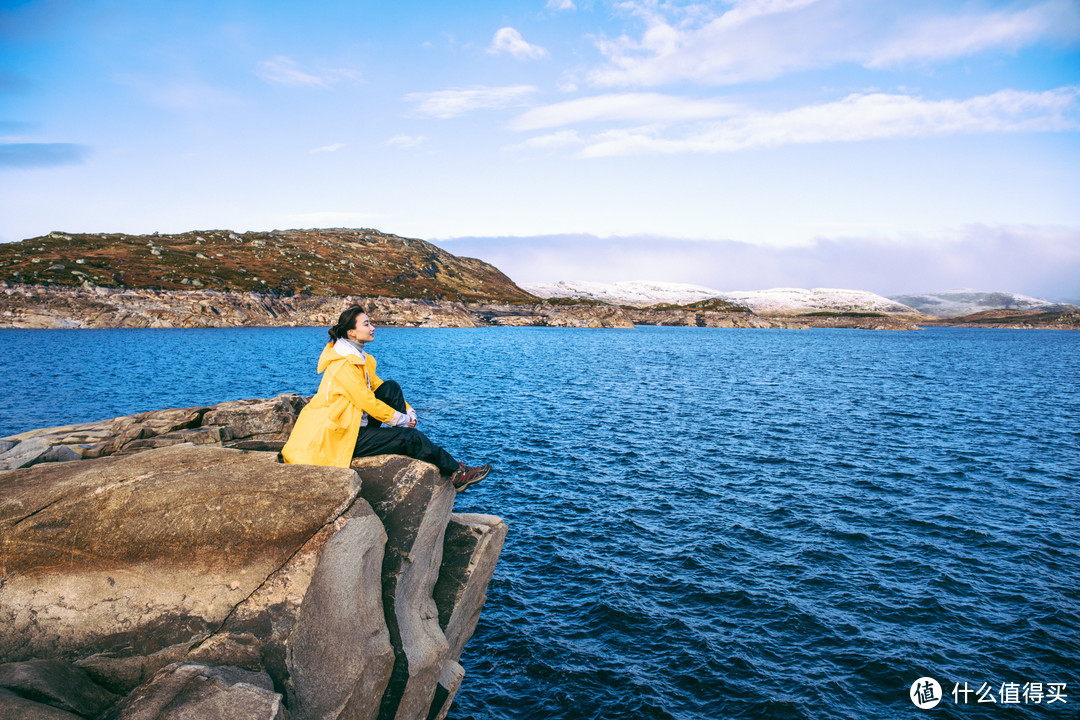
[1,325,1077,719]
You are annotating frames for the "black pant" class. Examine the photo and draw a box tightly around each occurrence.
[353,380,459,475]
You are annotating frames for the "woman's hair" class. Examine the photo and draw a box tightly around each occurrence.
[329,305,368,342]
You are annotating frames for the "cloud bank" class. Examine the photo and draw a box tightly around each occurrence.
[590,0,1080,86]
[511,87,1080,156]
[435,226,1080,301]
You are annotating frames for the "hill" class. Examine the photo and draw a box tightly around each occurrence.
[520,281,921,317]
[889,290,1075,318]
[713,288,918,315]
[0,228,536,303]
[521,280,729,307]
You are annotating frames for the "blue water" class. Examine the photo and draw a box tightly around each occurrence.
[1,326,1078,719]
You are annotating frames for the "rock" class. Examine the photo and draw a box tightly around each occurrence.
[0,396,297,469]
[0,437,54,470]
[0,437,83,470]
[433,514,508,662]
[281,504,394,720]
[202,394,305,442]
[425,662,464,720]
[0,409,507,720]
[426,514,507,720]
[0,445,390,707]
[0,688,85,719]
[120,426,233,452]
[108,407,208,445]
[107,662,288,720]
[350,456,455,720]
[0,659,117,717]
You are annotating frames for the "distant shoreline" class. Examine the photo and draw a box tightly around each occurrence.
[5,282,1076,331]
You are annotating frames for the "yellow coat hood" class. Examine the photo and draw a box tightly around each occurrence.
[282,341,402,468]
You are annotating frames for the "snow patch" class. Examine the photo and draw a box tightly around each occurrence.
[888,289,1077,318]
[521,280,919,314]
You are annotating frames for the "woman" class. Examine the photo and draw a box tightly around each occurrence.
[282,305,492,492]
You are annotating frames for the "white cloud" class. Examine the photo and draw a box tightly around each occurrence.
[566,87,1080,157]
[435,225,1080,299]
[387,135,427,148]
[868,1,1080,68]
[256,56,362,88]
[404,85,539,119]
[310,143,345,153]
[547,0,576,11]
[487,27,549,59]
[510,93,742,131]
[588,0,1080,87]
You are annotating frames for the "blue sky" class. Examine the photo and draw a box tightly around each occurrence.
[2,0,1079,298]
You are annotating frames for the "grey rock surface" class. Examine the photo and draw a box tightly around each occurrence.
[0,436,55,470]
[0,659,116,717]
[0,688,86,719]
[434,514,509,661]
[351,456,455,720]
[108,662,287,720]
[202,395,306,443]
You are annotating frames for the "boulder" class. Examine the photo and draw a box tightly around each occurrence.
[0,445,394,718]
[0,659,116,717]
[0,436,55,470]
[433,514,508,661]
[107,662,287,720]
[0,411,507,720]
[202,394,306,442]
[0,688,85,719]
[350,456,455,720]
[427,514,508,720]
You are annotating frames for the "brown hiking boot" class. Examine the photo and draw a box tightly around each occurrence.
[451,462,492,492]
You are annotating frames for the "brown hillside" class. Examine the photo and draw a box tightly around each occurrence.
[0,228,537,303]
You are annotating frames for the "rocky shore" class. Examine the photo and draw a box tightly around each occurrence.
[0,395,505,720]
[1,282,928,330]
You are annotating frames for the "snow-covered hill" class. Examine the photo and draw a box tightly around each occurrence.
[519,280,725,307]
[889,290,1077,318]
[715,288,917,315]
[520,280,920,315]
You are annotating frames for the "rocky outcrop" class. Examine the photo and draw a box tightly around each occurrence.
[0,401,505,720]
[0,283,638,329]
[1,282,924,330]
[625,308,780,328]
[919,308,1080,329]
[0,283,485,330]
[0,394,306,470]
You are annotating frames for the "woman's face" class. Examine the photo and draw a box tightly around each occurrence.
[347,313,375,343]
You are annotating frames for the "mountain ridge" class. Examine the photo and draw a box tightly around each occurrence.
[0,228,537,303]
[888,289,1077,318]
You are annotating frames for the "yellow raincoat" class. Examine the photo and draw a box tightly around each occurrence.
[282,341,411,467]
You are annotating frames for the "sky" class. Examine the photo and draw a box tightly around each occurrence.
[2,0,1079,299]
